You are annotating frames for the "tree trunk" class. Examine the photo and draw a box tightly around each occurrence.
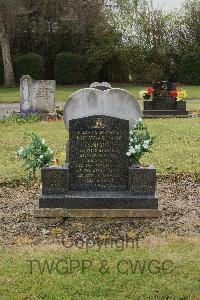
[0,12,15,87]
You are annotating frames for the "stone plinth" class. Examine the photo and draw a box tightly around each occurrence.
[39,165,158,212]
[41,166,69,195]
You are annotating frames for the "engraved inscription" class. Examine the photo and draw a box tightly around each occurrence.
[69,115,129,191]
[20,76,55,113]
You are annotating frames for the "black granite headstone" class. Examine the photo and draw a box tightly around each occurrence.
[69,115,129,191]
[38,85,159,216]
[143,81,188,115]
[152,81,176,110]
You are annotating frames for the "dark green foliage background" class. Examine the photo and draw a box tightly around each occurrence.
[54,52,83,84]
[1,0,200,85]
[178,51,200,85]
[14,53,45,81]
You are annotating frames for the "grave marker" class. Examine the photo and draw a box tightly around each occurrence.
[143,81,188,116]
[20,75,56,114]
[37,83,160,218]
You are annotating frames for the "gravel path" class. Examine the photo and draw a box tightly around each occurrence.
[0,175,199,247]
[0,103,20,118]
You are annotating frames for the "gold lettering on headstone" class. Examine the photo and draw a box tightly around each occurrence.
[69,116,129,191]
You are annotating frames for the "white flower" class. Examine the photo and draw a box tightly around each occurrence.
[142,144,149,150]
[18,147,24,156]
[135,145,141,151]
[42,139,46,144]
[39,155,44,159]
[129,130,133,135]
[137,118,142,123]
[139,90,146,100]
[130,138,134,143]
[130,147,136,154]
[144,140,150,145]
[126,152,131,157]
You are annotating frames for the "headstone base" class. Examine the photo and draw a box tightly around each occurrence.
[34,208,161,218]
[39,191,158,209]
[37,165,160,218]
[143,110,189,116]
[143,98,188,116]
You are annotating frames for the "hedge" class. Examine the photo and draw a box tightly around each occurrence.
[107,56,129,82]
[178,51,200,85]
[14,53,45,81]
[128,46,148,84]
[54,52,82,84]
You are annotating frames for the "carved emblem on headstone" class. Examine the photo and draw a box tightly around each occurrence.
[93,117,106,129]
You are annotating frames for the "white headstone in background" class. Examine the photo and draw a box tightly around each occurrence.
[64,87,142,130]
[20,75,56,114]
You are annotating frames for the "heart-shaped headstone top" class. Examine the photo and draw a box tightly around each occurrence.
[90,82,112,90]
[64,88,141,130]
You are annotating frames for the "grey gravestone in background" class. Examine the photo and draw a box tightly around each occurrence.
[20,75,56,114]
[69,115,129,191]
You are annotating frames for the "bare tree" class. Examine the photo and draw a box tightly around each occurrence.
[0,1,15,87]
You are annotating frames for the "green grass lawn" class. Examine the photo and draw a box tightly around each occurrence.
[0,84,200,104]
[0,238,199,299]
[0,118,199,183]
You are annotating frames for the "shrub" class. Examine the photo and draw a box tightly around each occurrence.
[128,46,149,84]
[144,63,164,84]
[14,53,45,81]
[17,133,54,182]
[54,52,82,84]
[178,51,200,85]
[107,55,129,82]
[126,118,154,165]
[83,62,100,82]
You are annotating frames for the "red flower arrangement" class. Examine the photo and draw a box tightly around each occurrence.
[147,87,155,96]
[47,118,54,122]
[170,89,187,101]
[142,87,155,100]
[170,90,178,98]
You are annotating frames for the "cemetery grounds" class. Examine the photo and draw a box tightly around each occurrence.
[0,85,200,299]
